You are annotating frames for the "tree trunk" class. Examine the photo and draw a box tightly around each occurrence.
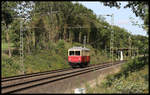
[63,24,67,41]
[79,31,82,43]
[6,31,11,58]
[55,26,59,42]
[32,31,36,49]
[27,36,30,54]
[50,25,54,42]
[49,30,51,42]
[45,33,49,50]
[69,31,73,43]
[87,31,90,43]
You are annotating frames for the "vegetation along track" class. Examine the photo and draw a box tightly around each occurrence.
[1,60,126,94]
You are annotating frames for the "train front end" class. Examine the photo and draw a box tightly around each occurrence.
[68,47,90,68]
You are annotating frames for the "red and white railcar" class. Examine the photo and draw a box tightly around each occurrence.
[68,47,90,68]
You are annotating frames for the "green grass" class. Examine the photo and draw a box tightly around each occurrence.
[2,42,14,50]
[2,40,111,78]
[85,56,149,93]
[86,65,148,93]
[2,55,21,77]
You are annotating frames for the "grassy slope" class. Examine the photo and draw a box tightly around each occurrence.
[2,40,110,78]
[86,56,149,93]
[2,42,14,50]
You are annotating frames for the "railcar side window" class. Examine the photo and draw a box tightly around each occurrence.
[83,50,89,56]
[86,50,89,56]
[75,51,80,56]
[69,51,74,56]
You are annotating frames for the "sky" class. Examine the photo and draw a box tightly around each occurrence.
[72,1,147,36]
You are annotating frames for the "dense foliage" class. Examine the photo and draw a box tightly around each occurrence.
[2,1,148,58]
[86,56,149,93]
[2,40,110,77]
[1,1,149,85]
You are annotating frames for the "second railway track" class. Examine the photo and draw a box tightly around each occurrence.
[1,60,126,94]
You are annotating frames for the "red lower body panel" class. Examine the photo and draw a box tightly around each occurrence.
[68,56,90,63]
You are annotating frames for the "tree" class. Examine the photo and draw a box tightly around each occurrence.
[2,1,18,57]
[2,1,148,57]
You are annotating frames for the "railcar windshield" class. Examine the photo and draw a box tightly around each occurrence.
[69,51,74,56]
[75,51,80,56]
[69,51,80,56]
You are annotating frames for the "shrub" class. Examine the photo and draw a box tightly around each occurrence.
[2,56,21,77]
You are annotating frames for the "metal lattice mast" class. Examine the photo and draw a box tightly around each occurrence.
[99,14,114,63]
[20,18,25,74]
[110,13,114,63]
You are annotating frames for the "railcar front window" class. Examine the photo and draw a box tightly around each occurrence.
[69,51,74,56]
[75,51,80,56]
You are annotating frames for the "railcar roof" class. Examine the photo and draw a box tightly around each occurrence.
[68,46,90,51]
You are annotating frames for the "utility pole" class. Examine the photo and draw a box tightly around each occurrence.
[7,17,25,75]
[128,35,131,57]
[48,4,59,41]
[100,14,114,63]
[84,35,86,48]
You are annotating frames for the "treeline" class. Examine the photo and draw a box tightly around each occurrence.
[2,1,148,57]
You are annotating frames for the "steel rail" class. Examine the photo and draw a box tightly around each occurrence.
[2,60,126,94]
[1,67,72,82]
[1,61,111,82]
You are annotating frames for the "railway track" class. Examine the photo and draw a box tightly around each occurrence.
[2,67,73,82]
[1,60,126,94]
